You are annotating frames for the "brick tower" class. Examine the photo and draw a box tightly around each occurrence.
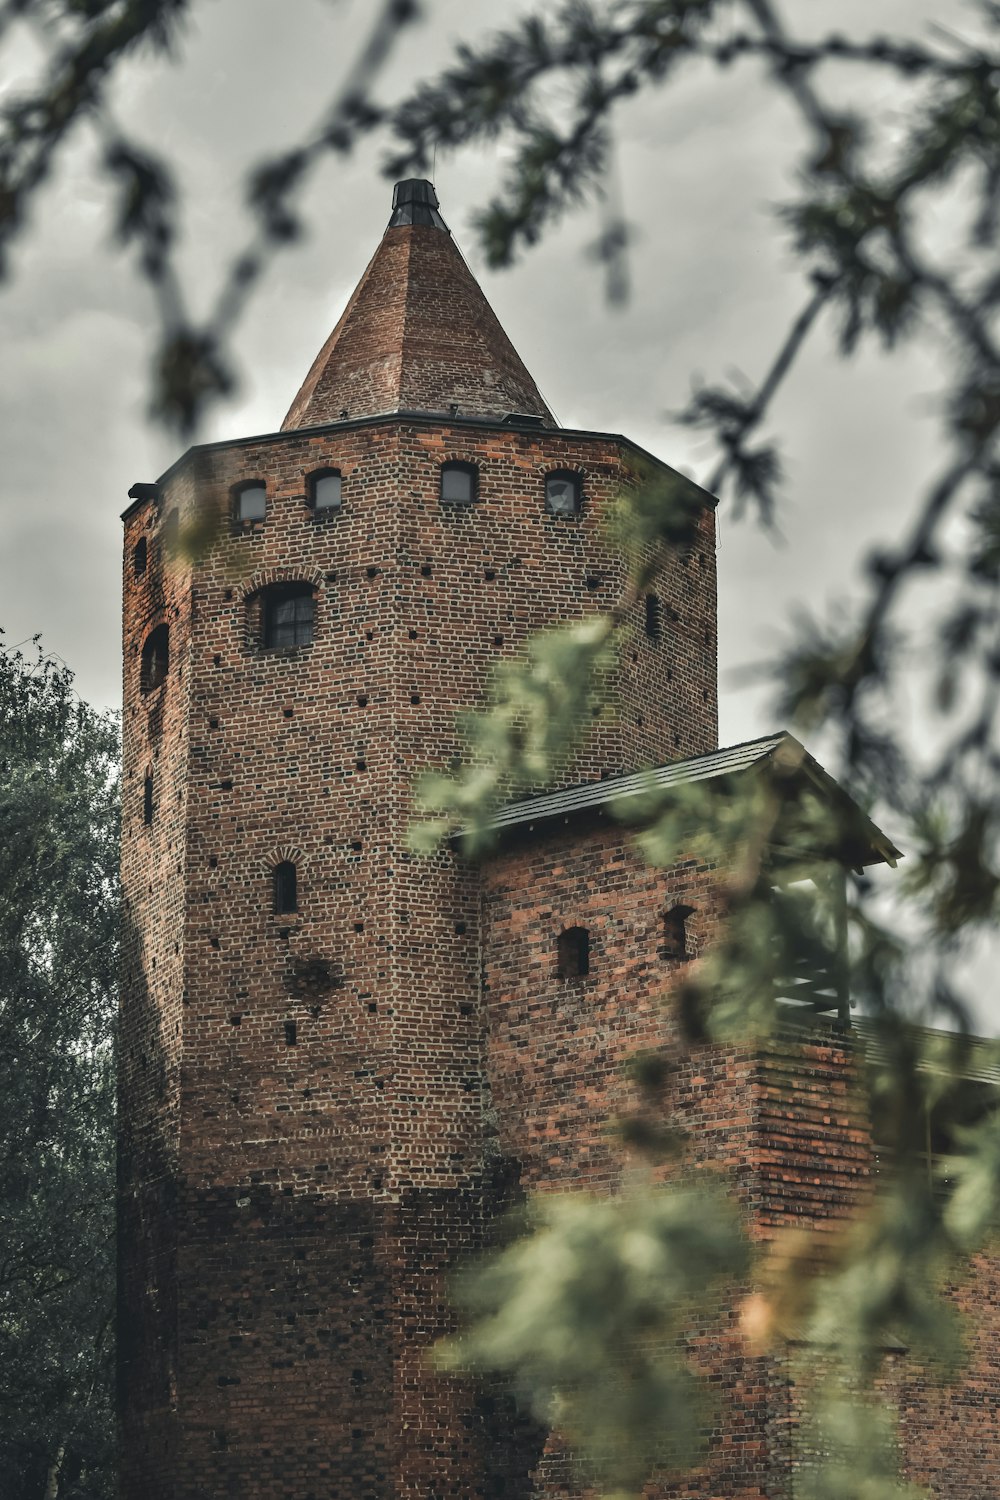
[119,179,719,1500]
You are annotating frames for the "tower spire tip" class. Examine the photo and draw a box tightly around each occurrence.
[388,178,449,231]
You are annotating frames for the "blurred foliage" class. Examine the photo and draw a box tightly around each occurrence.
[397,5,1000,1495]
[0,633,118,1500]
[439,1185,749,1496]
[3,0,1000,1496]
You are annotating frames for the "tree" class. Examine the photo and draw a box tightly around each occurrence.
[0,633,118,1500]
[394,9,1000,1494]
[3,2,1000,1496]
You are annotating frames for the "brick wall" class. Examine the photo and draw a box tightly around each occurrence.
[480,820,1000,1499]
[481,822,776,1498]
[119,412,716,1499]
[120,399,1000,1498]
[119,487,193,1498]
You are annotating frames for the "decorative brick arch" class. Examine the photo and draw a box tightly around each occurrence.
[533,459,591,483]
[236,567,324,604]
[260,844,304,873]
[438,448,485,470]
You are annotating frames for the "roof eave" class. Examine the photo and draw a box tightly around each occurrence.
[470,731,900,870]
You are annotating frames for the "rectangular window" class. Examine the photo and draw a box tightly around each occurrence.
[237,484,267,522]
[264,591,314,649]
[313,473,342,510]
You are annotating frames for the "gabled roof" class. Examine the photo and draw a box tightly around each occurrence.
[281,179,554,431]
[485,732,901,869]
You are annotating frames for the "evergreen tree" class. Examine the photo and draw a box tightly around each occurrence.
[0,634,118,1500]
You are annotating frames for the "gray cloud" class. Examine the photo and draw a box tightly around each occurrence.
[0,0,986,1020]
[0,0,962,701]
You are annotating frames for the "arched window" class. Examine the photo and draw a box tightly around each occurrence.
[273,861,297,914]
[233,481,267,523]
[309,468,342,513]
[557,926,590,979]
[544,470,582,518]
[662,905,694,962]
[645,593,661,641]
[140,625,169,694]
[262,583,315,649]
[133,537,147,577]
[440,462,478,508]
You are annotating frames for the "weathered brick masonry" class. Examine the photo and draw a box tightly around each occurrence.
[120,180,1000,1499]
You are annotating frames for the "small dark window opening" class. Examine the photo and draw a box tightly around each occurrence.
[273,861,298,914]
[440,462,478,507]
[645,594,661,641]
[133,537,147,577]
[263,584,315,649]
[234,481,267,523]
[140,625,169,694]
[557,926,590,979]
[545,470,582,517]
[284,1020,298,1046]
[143,772,154,826]
[309,468,342,512]
[662,905,694,962]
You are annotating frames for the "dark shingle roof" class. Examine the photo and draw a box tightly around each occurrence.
[486,731,901,868]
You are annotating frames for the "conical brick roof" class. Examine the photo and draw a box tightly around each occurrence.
[281,180,554,431]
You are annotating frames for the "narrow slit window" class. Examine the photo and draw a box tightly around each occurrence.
[645,594,661,641]
[440,462,478,507]
[143,771,154,826]
[263,584,315,650]
[545,470,582,518]
[284,1020,298,1046]
[140,624,169,694]
[273,861,298,914]
[234,482,267,523]
[662,905,694,962]
[133,537,147,577]
[557,926,590,979]
[309,469,342,512]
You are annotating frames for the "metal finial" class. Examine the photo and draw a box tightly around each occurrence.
[388,179,450,232]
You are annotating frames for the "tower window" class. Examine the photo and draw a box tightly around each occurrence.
[545,470,582,518]
[440,462,478,507]
[662,905,694,962]
[557,926,590,979]
[143,770,154,826]
[262,584,315,650]
[234,481,267,523]
[309,468,342,512]
[645,594,661,641]
[133,537,147,577]
[273,861,297,914]
[140,625,169,694]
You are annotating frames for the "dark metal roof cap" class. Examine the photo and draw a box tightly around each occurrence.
[388,178,450,231]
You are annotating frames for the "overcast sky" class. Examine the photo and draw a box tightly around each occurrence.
[2,0,994,1029]
[1,0,970,715]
